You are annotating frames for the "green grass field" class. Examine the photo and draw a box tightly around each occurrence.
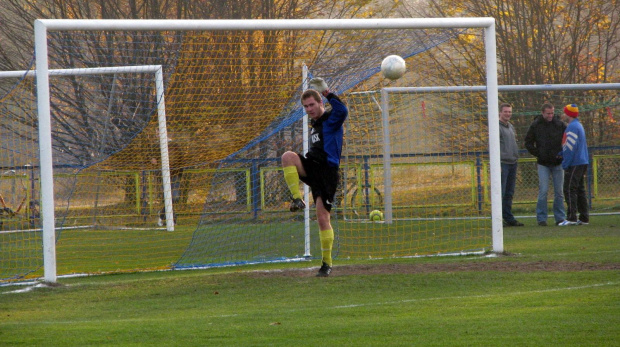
[1,215,618,346]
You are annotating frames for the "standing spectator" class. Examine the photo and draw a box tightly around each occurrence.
[558,104,590,226]
[499,103,524,227]
[524,103,567,226]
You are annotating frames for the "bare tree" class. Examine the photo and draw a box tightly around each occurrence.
[400,0,620,146]
[0,0,406,208]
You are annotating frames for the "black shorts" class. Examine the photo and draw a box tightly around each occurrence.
[297,153,339,212]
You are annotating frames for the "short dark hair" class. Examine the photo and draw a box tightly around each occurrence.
[499,103,512,111]
[301,89,322,103]
[541,102,554,112]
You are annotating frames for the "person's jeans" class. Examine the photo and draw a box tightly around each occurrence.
[501,162,518,222]
[536,164,566,224]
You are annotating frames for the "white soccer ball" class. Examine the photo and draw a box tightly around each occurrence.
[381,55,406,80]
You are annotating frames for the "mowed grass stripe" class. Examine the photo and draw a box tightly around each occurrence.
[2,280,616,326]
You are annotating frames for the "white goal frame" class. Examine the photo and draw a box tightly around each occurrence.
[9,64,173,282]
[33,18,500,283]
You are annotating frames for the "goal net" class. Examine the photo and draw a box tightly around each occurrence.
[2,18,504,283]
[341,83,620,259]
[0,64,179,280]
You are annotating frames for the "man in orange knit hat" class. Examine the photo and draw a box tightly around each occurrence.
[558,104,589,226]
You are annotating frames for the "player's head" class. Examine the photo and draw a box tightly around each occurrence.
[499,103,512,123]
[541,102,555,122]
[301,89,325,120]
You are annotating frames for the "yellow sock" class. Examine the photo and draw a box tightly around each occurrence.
[283,166,301,199]
[319,229,334,266]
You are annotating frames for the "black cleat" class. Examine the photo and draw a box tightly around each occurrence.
[316,262,332,277]
[289,198,306,212]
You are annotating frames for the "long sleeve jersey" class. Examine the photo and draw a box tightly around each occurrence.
[306,93,348,168]
[561,118,589,169]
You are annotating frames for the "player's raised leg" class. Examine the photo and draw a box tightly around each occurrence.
[281,151,306,212]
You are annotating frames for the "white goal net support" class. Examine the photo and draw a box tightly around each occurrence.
[0,65,176,281]
[2,18,503,283]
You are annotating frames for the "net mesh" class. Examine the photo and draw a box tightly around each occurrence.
[1,25,618,282]
[0,74,42,280]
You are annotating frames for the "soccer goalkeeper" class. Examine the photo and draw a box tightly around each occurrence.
[281,78,348,277]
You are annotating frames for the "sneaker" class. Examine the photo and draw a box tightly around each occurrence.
[289,198,306,212]
[158,216,177,226]
[316,262,332,277]
[505,220,524,227]
[558,220,577,226]
[538,221,548,226]
[577,220,589,225]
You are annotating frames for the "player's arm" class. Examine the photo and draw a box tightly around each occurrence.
[561,127,577,169]
[308,77,347,122]
[325,93,348,122]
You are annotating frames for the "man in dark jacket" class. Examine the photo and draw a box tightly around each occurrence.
[524,103,567,226]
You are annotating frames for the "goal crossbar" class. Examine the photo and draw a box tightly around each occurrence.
[0,65,163,78]
[384,83,620,94]
[35,18,495,31]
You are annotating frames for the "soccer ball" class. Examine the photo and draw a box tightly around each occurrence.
[369,210,384,222]
[381,55,406,80]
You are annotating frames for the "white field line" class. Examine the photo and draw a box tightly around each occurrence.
[553,249,620,256]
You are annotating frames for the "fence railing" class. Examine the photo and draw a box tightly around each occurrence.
[1,150,617,229]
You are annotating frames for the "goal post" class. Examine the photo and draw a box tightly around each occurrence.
[21,64,172,283]
[30,18,500,283]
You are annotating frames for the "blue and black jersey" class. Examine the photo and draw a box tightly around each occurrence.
[306,93,348,168]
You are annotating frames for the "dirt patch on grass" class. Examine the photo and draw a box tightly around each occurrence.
[249,260,620,278]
